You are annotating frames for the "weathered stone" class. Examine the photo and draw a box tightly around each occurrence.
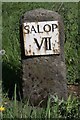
[20,8,67,106]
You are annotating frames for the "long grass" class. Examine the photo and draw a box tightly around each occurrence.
[2,84,80,119]
[2,2,80,119]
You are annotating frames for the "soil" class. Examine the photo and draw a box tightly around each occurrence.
[68,84,80,98]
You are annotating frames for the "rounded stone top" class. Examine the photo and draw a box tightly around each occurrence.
[20,8,65,61]
[21,8,61,23]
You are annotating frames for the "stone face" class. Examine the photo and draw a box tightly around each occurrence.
[20,8,67,106]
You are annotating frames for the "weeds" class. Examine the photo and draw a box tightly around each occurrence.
[2,2,80,119]
[2,86,80,119]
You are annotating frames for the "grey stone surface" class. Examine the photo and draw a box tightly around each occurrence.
[20,8,67,106]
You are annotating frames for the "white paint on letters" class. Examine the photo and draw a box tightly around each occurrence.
[23,21,60,56]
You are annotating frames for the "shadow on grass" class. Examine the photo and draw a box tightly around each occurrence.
[2,62,23,100]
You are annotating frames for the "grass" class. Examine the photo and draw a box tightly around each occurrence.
[2,3,80,89]
[1,2,80,119]
[2,85,80,119]
[1,84,80,119]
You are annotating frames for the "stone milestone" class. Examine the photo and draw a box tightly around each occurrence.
[20,8,67,106]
